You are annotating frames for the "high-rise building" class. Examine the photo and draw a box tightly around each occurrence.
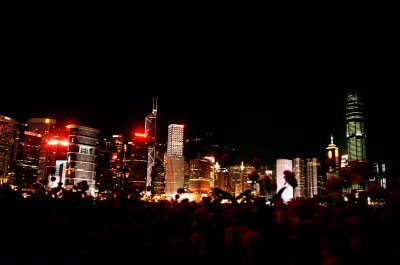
[0,115,15,177]
[293,158,306,198]
[27,118,56,179]
[164,124,185,195]
[167,124,184,157]
[9,131,41,186]
[346,91,367,162]
[188,158,212,194]
[164,155,185,195]
[306,158,321,196]
[326,135,340,179]
[276,159,293,202]
[64,124,99,195]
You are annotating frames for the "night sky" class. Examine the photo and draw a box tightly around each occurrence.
[2,18,397,174]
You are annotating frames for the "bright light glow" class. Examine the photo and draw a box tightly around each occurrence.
[112,154,118,160]
[45,118,50,124]
[66,124,73,128]
[204,156,215,163]
[215,162,220,170]
[240,161,244,171]
[48,139,69,146]
[48,140,59,145]
[112,135,122,138]
[134,132,147,138]
[4,116,10,120]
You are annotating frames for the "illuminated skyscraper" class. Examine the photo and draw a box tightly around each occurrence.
[293,158,306,198]
[164,124,185,195]
[326,135,340,179]
[64,124,99,195]
[167,124,184,157]
[27,118,56,179]
[0,115,15,177]
[188,158,212,194]
[276,159,293,202]
[346,91,367,162]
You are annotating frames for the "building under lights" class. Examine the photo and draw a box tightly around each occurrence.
[164,124,185,195]
[276,159,293,202]
[0,115,15,177]
[64,124,99,195]
[326,135,340,179]
[27,118,56,179]
[188,158,211,194]
[8,131,41,186]
[346,91,367,162]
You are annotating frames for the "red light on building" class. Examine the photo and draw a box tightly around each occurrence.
[134,132,147,138]
[59,140,69,146]
[48,139,59,145]
[111,153,118,160]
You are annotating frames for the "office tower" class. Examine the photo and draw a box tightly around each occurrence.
[188,158,212,194]
[306,158,321,197]
[64,124,99,195]
[346,91,367,162]
[164,124,185,195]
[164,155,185,195]
[326,135,340,178]
[0,115,15,177]
[9,131,41,186]
[293,158,307,198]
[167,124,184,157]
[276,159,293,202]
[27,118,56,179]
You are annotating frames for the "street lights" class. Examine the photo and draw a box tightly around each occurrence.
[240,161,245,193]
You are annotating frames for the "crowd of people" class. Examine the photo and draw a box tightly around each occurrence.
[1,179,399,265]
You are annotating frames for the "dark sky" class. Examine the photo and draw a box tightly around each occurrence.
[2,16,397,173]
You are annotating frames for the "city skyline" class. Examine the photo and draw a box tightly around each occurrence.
[3,28,396,174]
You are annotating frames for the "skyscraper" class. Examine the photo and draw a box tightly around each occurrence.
[346,91,367,162]
[0,115,15,177]
[64,124,99,195]
[165,124,185,195]
[167,124,184,157]
[27,118,56,179]
[326,135,340,179]
[276,159,293,202]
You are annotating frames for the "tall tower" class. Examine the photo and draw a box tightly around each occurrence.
[326,135,340,178]
[164,124,185,195]
[167,124,184,157]
[27,118,56,179]
[65,124,100,195]
[0,115,15,177]
[346,90,367,162]
[276,158,293,202]
[145,97,157,194]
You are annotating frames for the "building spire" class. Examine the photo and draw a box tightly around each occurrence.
[331,134,334,144]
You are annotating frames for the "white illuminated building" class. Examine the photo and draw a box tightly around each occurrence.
[276,159,293,203]
[167,124,184,157]
[165,124,185,195]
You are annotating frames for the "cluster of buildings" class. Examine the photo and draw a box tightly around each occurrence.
[0,91,388,200]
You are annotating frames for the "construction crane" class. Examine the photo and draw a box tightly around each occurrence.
[145,97,157,195]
